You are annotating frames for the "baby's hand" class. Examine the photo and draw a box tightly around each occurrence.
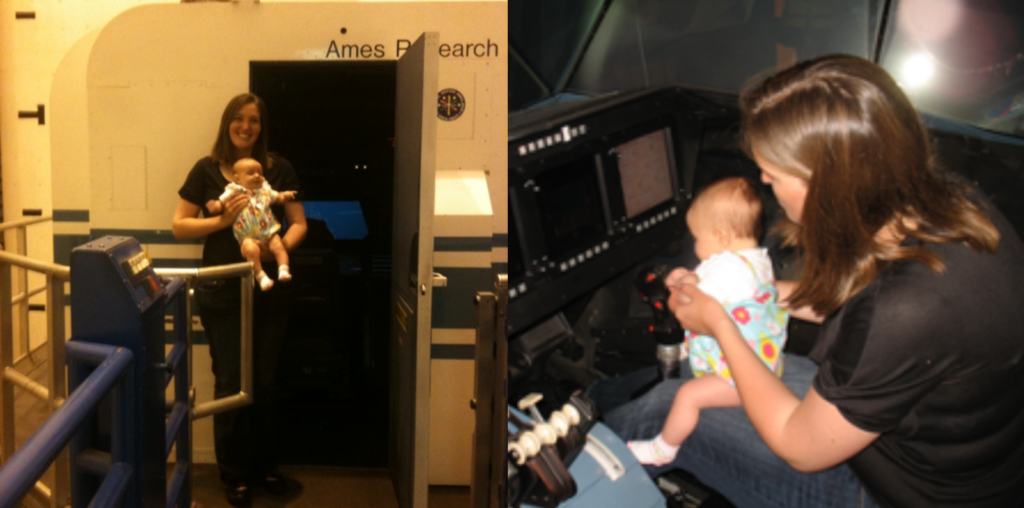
[278,190,297,203]
[206,199,224,215]
[664,267,695,289]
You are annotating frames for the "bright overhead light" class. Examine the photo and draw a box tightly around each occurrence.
[902,54,934,87]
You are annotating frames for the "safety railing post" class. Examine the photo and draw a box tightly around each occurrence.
[0,342,134,508]
[15,226,29,360]
[0,225,255,508]
[494,275,508,508]
[46,272,70,508]
[470,274,508,508]
[163,277,191,508]
[1,261,14,466]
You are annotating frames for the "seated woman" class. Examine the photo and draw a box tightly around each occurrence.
[596,54,1024,507]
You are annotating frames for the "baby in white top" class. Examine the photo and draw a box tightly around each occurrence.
[629,176,788,466]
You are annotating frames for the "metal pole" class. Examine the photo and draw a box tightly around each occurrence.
[0,262,14,467]
[470,273,509,508]
[0,216,54,232]
[493,275,508,508]
[470,291,497,508]
[16,227,29,361]
[47,272,69,508]
[155,263,257,420]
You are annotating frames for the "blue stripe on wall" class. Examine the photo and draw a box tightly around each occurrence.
[53,209,90,222]
[431,266,495,328]
[430,343,475,360]
[434,236,492,252]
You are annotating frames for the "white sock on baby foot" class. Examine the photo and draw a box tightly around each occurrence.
[278,265,291,282]
[627,434,680,466]
[257,271,274,291]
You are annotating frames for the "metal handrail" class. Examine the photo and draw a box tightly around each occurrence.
[0,215,54,232]
[155,262,254,419]
[1,242,71,508]
[0,249,72,407]
[0,251,70,279]
[0,245,253,508]
[0,342,133,508]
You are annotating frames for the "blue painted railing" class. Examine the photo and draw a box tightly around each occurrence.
[0,342,134,508]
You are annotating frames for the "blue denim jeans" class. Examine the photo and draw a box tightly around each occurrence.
[589,355,880,508]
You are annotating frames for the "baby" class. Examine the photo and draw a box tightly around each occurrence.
[628,176,788,466]
[210,157,297,291]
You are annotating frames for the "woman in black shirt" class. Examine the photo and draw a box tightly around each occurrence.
[609,55,1024,507]
[172,93,306,507]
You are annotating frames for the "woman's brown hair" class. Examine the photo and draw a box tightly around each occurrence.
[211,93,274,169]
[741,54,999,316]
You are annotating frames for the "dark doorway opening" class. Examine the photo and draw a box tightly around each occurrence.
[251,61,397,468]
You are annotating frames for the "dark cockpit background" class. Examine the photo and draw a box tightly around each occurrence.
[508,3,1024,500]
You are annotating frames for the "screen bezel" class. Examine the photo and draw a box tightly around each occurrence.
[513,150,610,275]
[599,116,681,228]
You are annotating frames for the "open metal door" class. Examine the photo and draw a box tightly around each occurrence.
[389,32,439,508]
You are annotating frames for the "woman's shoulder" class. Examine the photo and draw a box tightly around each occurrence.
[267,153,294,171]
[266,154,301,192]
[189,156,219,174]
[872,233,1024,330]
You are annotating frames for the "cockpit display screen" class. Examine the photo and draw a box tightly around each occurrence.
[535,155,606,260]
[615,128,674,219]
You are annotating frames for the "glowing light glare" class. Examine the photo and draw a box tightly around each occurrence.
[901,54,934,88]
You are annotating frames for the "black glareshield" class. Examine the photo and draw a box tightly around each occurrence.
[634,264,683,379]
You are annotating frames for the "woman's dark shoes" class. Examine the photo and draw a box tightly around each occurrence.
[223,480,252,507]
[260,473,289,496]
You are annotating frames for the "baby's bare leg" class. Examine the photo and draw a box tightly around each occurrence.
[241,238,273,290]
[240,238,265,275]
[661,375,741,445]
[266,234,291,281]
[628,375,741,466]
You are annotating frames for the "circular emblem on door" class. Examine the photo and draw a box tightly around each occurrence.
[437,88,466,121]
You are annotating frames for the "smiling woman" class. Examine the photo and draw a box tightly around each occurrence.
[172,92,308,507]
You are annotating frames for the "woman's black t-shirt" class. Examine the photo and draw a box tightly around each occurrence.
[177,155,301,269]
[810,195,1024,507]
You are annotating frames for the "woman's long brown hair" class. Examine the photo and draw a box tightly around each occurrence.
[741,54,999,316]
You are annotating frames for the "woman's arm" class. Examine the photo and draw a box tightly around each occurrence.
[776,280,825,324]
[171,194,246,240]
[669,284,878,472]
[279,201,307,252]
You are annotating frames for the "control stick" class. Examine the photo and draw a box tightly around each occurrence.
[634,264,684,380]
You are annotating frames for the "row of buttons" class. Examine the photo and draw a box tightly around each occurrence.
[632,206,678,233]
[509,281,528,299]
[516,123,589,157]
[559,240,611,273]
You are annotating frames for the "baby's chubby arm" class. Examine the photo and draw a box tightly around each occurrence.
[208,183,246,215]
[274,190,297,204]
[263,181,297,204]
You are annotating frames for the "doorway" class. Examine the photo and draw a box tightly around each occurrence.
[250,61,397,468]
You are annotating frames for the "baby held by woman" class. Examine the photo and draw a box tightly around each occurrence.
[628,176,788,466]
[208,157,297,291]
